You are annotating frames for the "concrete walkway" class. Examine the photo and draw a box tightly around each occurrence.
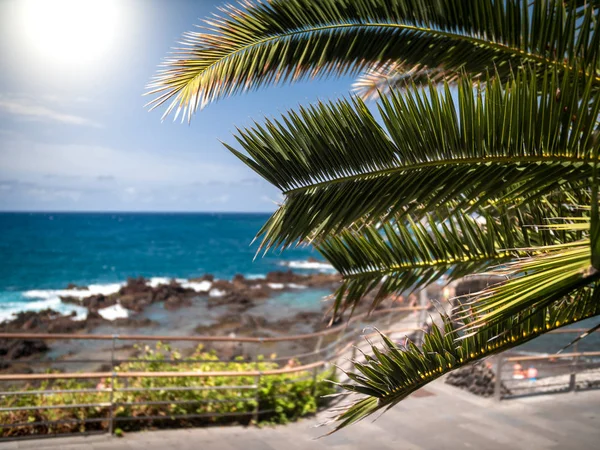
[3,379,599,450]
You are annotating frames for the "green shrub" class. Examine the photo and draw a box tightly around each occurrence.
[0,343,337,437]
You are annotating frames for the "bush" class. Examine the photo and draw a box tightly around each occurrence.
[0,343,337,437]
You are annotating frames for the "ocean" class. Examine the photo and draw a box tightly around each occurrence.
[1,211,598,353]
[0,212,330,322]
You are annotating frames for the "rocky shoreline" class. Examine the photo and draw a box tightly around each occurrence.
[0,270,343,369]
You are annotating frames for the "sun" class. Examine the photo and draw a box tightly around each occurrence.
[16,0,121,68]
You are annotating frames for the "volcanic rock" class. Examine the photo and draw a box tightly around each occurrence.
[164,295,192,311]
[445,363,510,397]
[265,270,304,284]
[190,274,214,283]
[66,283,88,290]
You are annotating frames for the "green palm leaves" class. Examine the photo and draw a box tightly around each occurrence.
[334,281,600,430]
[146,0,600,122]
[148,0,600,434]
[227,70,599,253]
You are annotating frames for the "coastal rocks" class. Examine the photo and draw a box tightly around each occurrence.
[207,291,254,312]
[0,309,81,365]
[0,339,49,369]
[117,278,196,312]
[65,283,88,290]
[61,293,117,312]
[302,272,341,288]
[265,270,305,284]
[445,363,510,397]
[190,274,214,283]
[164,295,192,311]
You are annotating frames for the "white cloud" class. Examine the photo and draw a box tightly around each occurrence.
[0,94,101,128]
[0,141,243,185]
[206,194,231,204]
[25,187,82,202]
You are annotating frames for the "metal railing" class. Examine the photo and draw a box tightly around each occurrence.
[0,305,427,441]
[494,331,600,400]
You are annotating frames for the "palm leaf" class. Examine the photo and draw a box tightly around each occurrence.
[352,61,450,100]
[331,281,600,431]
[146,0,600,121]
[318,196,593,318]
[226,69,600,252]
[456,241,597,331]
[320,211,519,318]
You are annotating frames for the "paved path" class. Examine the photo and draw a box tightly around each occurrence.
[3,379,600,450]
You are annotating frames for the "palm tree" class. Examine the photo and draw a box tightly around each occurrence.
[147,0,600,431]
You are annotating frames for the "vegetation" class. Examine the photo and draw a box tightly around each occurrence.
[0,343,336,437]
[147,0,600,432]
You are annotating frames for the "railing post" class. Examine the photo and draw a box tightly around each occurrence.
[108,334,117,435]
[253,373,261,424]
[311,335,324,395]
[330,330,344,380]
[495,355,504,402]
[569,343,579,392]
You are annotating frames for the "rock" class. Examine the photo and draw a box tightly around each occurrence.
[266,270,304,284]
[66,283,88,290]
[208,291,255,312]
[211,279,234,292]
[445,363,511,397]
[232,274,250,289]
[164,295,192,311]
[112,317,157,328]
[0,311,58,366]
[0,339,49,360]
[190,274,214,283]
[304,273,342,288]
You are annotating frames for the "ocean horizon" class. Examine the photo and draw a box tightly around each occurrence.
[0,212,332,322]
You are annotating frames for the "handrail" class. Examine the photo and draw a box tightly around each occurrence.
[0,306,423,343]
[504,351,600,363]
[0,361,327,382]
[0,339,361,383]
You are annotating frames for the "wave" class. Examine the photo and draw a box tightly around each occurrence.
[283,260,336,272]
[98,303,130,320]
[23,283,124,300]
[0,265,327,322]
[0,296,88,323]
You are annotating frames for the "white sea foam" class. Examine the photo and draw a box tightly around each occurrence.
[287,283,307,289]
[182,280,212,293]
[98,303,130,320]
[148,277,173,288]
[0,297,88,323]
[268,283,285,289]
[284,260,336,272]
[209,288,227,297]
[23,282,123,301]
[2,283,125,323]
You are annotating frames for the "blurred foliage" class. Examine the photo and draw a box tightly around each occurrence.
[0,342,336,437]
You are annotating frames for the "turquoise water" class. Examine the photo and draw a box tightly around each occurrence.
[0,212,331,321]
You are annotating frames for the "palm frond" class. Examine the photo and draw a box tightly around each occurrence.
[146,0,600,121]
[227,69,600,252]
[332,281,600,432]
[320,212,518,318]
[456,241,598,333]
[319,196,593,318]
[352,62,450,100]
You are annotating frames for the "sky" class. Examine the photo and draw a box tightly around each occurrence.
[0,0,356,212]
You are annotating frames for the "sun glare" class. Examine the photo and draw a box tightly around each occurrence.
[17,0,121,68]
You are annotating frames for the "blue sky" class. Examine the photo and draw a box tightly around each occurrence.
[0,0,356,212]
